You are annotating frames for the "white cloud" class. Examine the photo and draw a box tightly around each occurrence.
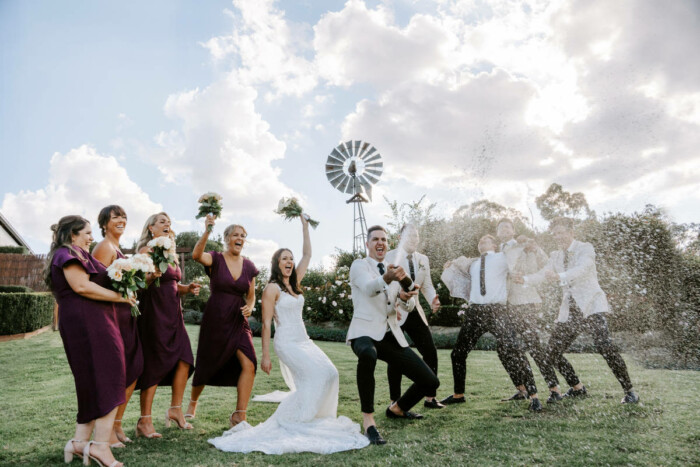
[1,145,162,252]
[241,237,279,274]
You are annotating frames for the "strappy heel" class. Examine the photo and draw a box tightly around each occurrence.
[112,419,131,444]
[135,415,162,439]
[164,405,193,430]
[184,399,197,420]
[64,439,85,463]
[81,441,122,467]
[229,409,246,428]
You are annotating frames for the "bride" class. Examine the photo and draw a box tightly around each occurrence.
[208,215,369,454]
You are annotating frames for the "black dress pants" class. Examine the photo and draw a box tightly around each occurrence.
[451,304,537,395]
[351,332,439,414]
[387,310,439,401]
[546,303,633,392]
[497,304,560,389]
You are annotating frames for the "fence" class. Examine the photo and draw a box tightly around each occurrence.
[0,253,48,292]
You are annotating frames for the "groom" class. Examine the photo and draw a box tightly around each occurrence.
[348,225,440,445]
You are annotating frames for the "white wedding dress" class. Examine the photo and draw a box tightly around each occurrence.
[208,292,369,454]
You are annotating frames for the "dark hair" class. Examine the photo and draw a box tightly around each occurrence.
[268,248,302,295]
[497,218,513,229]
[367,225,387,239]
[478,234,498,252]
[97,205,127,237]
[549,217,574,231]
[44,215,90,290]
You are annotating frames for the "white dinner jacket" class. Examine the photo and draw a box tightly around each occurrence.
[501,240,548,306]
[385,249,436,326]
[346,257,414,346]
[526,240,609,323]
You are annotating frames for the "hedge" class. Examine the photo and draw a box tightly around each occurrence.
[0,285,33,293]
[0,246,28,254]
[0,292,55,335]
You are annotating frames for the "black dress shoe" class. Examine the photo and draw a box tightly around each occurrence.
[385,407,424,419]
[440,395,466,405]
[528,398,543,412]
[365,426,386,445]
[563,385,588,398]
[424,399,446,409]
[500,391,527,402]
[546,391,563,404]
[621,391,639,404]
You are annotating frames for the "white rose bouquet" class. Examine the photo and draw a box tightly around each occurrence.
[107,253,155,317]
[196,192,223,233]
[147,236,178,284]
[275,197,319,229]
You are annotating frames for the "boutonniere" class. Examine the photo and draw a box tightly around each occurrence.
[418,261,427,272]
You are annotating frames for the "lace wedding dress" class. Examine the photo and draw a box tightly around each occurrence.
[208,292,369,454]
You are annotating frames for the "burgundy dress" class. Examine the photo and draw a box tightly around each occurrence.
[192,252,259,387]
[115,250,143,387]
[51,246,126,423]
[136,264,194,390]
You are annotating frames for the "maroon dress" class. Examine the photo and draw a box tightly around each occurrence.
[115,250,143,387]
[51,246,126,423]
[192,252,259,387]
[136,264,194,390]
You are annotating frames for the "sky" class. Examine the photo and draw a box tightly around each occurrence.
[2,0,699,269]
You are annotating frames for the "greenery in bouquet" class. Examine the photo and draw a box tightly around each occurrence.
[275,197,319,229]
[106,253,154,317]
[147,236,178,286]
[196,192,223,232]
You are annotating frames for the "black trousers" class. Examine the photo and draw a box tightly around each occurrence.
[387,310,439,401]
[351,332,440,414]
[547,303,633,392]
[497,304,560,389]
[451,304,537,396]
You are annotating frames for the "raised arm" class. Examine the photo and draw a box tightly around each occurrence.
[191,214,215,267]
[64,264,135,305]
[295,214,312,282]
[260,283,279,375]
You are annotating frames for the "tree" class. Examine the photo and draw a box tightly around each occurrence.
[535,183,594,221]
[453,199,528,225]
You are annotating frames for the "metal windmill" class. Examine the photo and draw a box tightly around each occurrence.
[325,140,383,255]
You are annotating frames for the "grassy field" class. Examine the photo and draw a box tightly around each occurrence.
[1,324,699,466]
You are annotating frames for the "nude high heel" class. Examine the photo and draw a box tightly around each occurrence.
[184,399,197,420]
[81,440,122,467]
[135,415,162,439]
[64,439,84,463]
[164,405,193,430]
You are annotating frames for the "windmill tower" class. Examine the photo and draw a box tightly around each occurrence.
[325,140,383,255]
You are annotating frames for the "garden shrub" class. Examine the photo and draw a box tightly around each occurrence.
[0,292,55,335]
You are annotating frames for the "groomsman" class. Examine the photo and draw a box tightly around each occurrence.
[385,224,444,409]
[440,234,542,412]
[515,217,639,404]
[348,225,440,445]
[495,218,564,403]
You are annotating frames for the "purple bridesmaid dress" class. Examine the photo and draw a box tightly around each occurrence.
[115,250,143,387]
[192,252,259,387]
[51,246,126,423]
[136,263,194,390]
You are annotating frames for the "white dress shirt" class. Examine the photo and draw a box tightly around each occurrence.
[468,251,509,305]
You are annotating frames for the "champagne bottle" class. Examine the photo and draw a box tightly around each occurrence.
[399,276,415,292]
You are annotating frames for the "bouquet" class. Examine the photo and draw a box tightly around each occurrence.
[147,236,178,282]
[196,192,223,233]
[275,197,319,229]
[106,253,155,317]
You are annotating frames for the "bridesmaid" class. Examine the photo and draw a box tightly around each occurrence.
[92,205,144,447]
[186,216,258,427]
[135,212,200,438]
[46,215,134,467]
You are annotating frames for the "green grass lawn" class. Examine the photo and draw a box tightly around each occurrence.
[1,324,698,466]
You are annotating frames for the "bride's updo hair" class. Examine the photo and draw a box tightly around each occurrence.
[268,248,302,296]
[44,215,90,290]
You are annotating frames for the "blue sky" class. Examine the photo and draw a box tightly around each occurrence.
[2,0,699,268]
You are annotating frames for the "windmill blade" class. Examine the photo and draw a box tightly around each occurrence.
[359,146,376,160]
[363,152,382,164]
[326,140,382,196]
[328,148,348,164]
[362,171,380,184]
[337,174,354,194]
[326,167,345,182]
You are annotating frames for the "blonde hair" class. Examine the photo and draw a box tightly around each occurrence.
[223,224,247,245]
[136,212,177,263]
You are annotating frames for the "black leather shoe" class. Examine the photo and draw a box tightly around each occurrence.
[365,426,386,445]
[385,407,424,419]
[424,399,446,409]
[528,398,543,412]
[440,395,466,405]
[500,391,527,402]
[546,391,563,404]
[621,391,639,404]
[563,385,588,398]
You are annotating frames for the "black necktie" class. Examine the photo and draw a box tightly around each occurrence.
[377,262,385,275]
[407,254,415,281]
[563,251,569,270]
[480,254,486,296]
